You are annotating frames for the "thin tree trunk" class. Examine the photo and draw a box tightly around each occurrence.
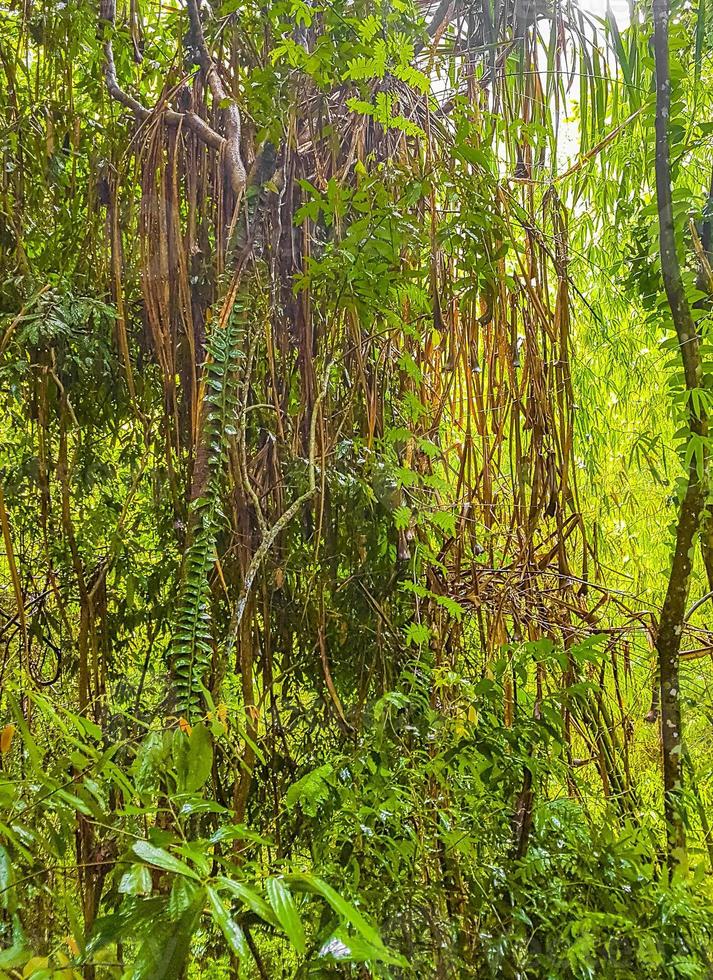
[652,0,708,869]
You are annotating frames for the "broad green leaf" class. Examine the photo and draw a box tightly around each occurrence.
[206,886,250,960]
[266,877,306,954]
[217,877,279,927]
[85,899,165,957]
[118,864,153,896]
[0,914,28,969]
[173,723,213,794]
[131,892,204,980]
[0,844,16,913]
[168,875,200,919]
[285,874,385,952]
[132,841,200,881]
[0,939,28,970]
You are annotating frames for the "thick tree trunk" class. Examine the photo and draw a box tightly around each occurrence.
[652,0,708,869]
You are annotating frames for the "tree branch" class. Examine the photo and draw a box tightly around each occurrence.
[185,0,246,196]
[99,0,226,154]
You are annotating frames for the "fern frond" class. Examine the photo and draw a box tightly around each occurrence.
[171,305,244,718]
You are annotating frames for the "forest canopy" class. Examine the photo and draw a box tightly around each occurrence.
[2,0,713,975]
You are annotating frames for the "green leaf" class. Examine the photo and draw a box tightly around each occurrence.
[606,7,631,88]
[432,593,465,621]
[131,892,204,980]
[209,824,273,846]
[684,432,706,481]
[429,510,457,537]
[285,874,385,952]
[405,622,430,647]
[393,505,411,531]
[285,764,333,816]
[0,938,28,970]
[0,844,16,913]
[119,864,153,896]
[217,877,279,927]
[168,875,200,919]
[319,928,407,965]
[174,723,213,794]
[7,695,41,770]
[206,886,250,960]
[0,914,28,968]
[267,877,306,954]
[132,841,200,881]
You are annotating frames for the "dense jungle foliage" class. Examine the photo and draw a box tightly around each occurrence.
[4,0,713,975]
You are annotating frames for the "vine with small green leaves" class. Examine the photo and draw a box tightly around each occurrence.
[171,305,245,718]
